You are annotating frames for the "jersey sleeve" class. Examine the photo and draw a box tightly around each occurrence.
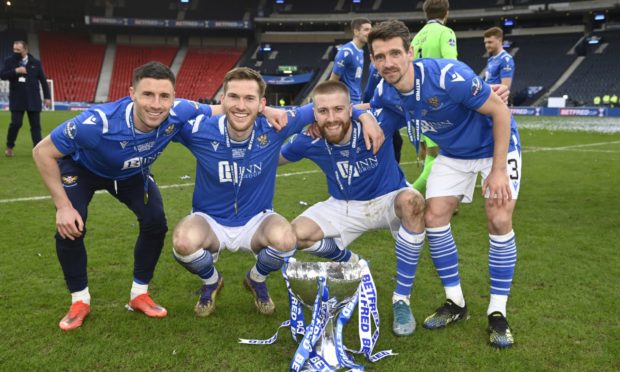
[369,80,406,120]
[363,64,380,103]
[280,132,311,163]
[440,29,458,59]
[499,55,515,79]
[443,62,491,111]
[332,46,352,77]
[50,110,103,155]
[173,99,213,121]
[278,103,315,138]
[372,107,404,136]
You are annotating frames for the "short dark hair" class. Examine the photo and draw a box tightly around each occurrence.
[423,0,449,20]
[14,40,28,49]
[223,67,266,98]
[367,20,411,56]
[351,17,371,31]
[484,27,504,40]
[132,61,175,87]
[312,80,350,102]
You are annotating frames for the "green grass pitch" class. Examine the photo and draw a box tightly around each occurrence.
[0,111,618,370]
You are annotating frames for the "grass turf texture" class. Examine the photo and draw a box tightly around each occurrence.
[0,112,619,370]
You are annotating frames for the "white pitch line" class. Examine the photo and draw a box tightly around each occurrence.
[523,140,620,153]
[0,141,617,204]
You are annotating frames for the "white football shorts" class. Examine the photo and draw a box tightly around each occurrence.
[193,210,276,254]
[426,149,522,203]
[299,187,416,248]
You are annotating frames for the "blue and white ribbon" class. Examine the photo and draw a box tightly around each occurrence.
[239,261,395,370]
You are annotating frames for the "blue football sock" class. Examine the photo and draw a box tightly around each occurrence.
[173,248,216,282]
[303,238,353,262]
[394,225,424,298]
[488,230,517,296]
[426,224,461,287]
[255,246,296,277]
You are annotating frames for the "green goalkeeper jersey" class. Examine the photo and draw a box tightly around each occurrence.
[411,20,458,60]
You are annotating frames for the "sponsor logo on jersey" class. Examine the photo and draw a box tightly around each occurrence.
[64,121,77,139]
[218,161,263,183]
[257,134,269,147]
[340,150,349,157]
[120,141,129,149]
[420,119,455,133]
[471,77,482,96]
[62,175,78,187]
[232,148,246,159]
[164,124,175,136]
[82,115,97,125]
[136,141,155,153]
[335,156,378,179]
[211,141,220,151]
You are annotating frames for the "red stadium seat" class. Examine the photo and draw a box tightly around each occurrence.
[175,48,243,101]
[107,45,178,101]
[39,32,105,102]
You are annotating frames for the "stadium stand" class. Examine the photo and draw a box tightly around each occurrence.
[0,30,28,65]
[241,42,332,75]
[113,0,177,19]
[509,33,581,105]
[175,47,243,101]
[107,45,178,101]
[185,0,254,20]
[38,31,105,102]
[554,31,620,105]
[455,37,488,75]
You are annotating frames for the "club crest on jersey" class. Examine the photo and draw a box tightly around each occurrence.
[471,77,482,96]
[164,124,175,136]
[119,141,129,149]
[64,122,77,139]
[62,175,78,187]
[448,38,456,47]
[257,134,269,148]
[427,96,440,108]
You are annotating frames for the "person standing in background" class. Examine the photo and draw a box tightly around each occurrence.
[483,27,515,89]
[1,40,51,157]
[410,0,457,195]
[329,18,372,105]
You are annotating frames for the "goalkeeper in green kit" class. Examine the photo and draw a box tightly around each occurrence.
[410,0,457,194]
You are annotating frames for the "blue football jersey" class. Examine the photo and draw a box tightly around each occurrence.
[485,50,515,84]
[371,58,520,159]
[332,41,365,104]
[50,97,213,180]
[362,63,382,103]
[281,107,407,201]
[174,104,316,227]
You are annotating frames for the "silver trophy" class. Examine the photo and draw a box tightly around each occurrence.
[239,258,392,371]
[284,259,370,370]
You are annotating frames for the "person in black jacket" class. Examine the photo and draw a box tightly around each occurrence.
[1,40,51,157]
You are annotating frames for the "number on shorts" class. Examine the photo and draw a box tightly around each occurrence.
[508,158,519,180]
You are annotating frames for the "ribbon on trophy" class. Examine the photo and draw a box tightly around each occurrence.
[239,259,396,371]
